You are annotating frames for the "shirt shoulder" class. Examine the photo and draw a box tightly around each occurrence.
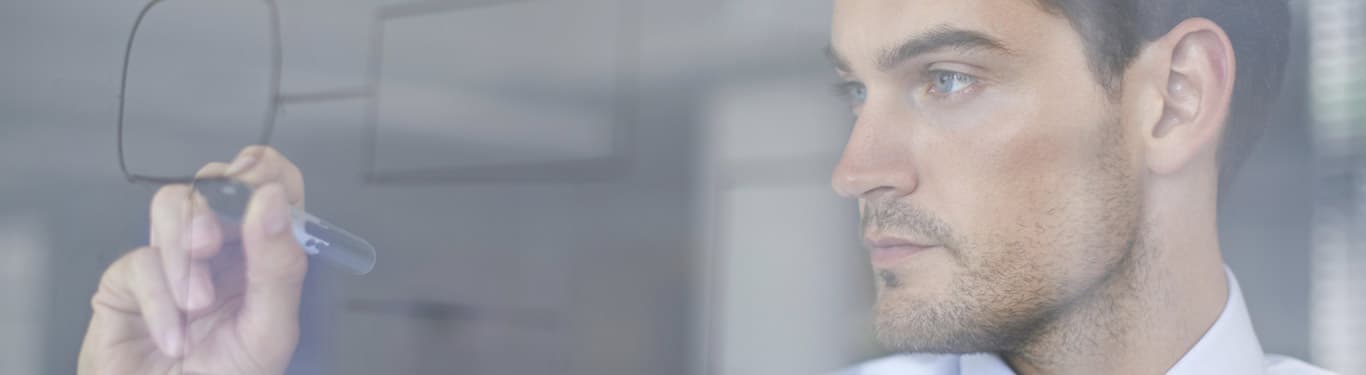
[1265,354,1339,375]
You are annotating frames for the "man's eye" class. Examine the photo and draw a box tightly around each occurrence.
[928,71,977,95]
[833,81,868,105]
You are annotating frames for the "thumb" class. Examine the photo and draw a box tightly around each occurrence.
[235,183,308,359]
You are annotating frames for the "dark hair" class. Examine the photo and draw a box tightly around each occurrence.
[1035,0,1291,191]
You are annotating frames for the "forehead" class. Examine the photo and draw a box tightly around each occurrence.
[831,0,1065,67]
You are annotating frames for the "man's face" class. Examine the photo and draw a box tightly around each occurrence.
[829,0,1145,352]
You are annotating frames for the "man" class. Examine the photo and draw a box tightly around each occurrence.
[77,2,1328,375]
[828,0,1331,374]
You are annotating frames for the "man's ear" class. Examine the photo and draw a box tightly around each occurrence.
[1143,18,1237,175]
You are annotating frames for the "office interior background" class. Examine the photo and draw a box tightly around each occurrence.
[1,0,1363,374]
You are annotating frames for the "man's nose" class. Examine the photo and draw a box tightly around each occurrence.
[831,113,919,199]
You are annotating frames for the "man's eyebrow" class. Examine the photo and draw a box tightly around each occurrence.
[825,45,851,73]
[826,26,1012,74]
[879,26,1012,71]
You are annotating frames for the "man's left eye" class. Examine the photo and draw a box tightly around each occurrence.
[928,71,977,95]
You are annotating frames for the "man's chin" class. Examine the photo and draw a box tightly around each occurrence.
[871,294,992,354]
[870,248,959,293]
[873,319,988,354]
[872,268,953,308]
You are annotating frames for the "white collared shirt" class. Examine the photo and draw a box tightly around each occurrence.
[837,268,1336,375]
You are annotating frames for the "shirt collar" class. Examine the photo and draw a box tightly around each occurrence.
[1165,267,1265,374]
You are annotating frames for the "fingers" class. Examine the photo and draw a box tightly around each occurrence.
[235,183,308,356]
[196,162,242,245]
[144,145,302,314]
[98,247,186,357]
[150,184,221,313]
[83,146,309,370]
[195,161,230,180]
[224,146,305,209]
[134,247,187,357]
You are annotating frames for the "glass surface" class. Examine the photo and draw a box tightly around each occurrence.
[370,0,621,175]
[117,0,279,182]
[3,0,1362,374]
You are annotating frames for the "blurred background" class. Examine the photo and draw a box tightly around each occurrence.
[0,0,1362,374]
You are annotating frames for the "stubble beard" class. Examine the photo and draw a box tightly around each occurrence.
[870,115,1143,356]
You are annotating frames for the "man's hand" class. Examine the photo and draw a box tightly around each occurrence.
[78,146,309,375]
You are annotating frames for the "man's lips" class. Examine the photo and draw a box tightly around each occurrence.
[864,236,938,266]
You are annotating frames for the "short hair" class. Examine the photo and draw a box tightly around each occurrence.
[1034,0,1291,192]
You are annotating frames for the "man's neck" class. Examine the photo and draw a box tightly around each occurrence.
[1000,209,1230,374]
